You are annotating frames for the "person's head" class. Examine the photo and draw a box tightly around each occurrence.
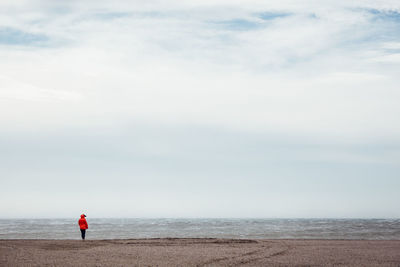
[81,214,86,218]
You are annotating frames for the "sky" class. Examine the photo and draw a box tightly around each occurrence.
[0,0,399,218]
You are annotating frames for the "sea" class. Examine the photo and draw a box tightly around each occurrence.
[1,218,399,240]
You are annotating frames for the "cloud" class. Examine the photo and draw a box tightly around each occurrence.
[1,0,400,217]
[0,27,48,45]
[367,8,400,21]
[0,75,82,101]
[211,19,261,31]
[258,11,291,20]
[1,122,399,217]
[1,1,399,138]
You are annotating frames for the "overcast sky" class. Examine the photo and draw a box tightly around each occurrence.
[1,0,399,218]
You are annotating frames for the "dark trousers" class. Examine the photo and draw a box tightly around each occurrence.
[80,229,86,240]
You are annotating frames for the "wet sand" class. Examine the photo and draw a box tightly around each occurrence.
[1,238,400,266]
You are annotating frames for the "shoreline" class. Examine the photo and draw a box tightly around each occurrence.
[2,238,400,266]
[2,237,400,241]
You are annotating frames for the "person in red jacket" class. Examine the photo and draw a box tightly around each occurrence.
[78,214,88,240]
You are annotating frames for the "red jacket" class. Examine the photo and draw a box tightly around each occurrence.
[78,214,88,230]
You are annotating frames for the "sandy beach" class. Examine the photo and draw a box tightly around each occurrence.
[1,238,400,266]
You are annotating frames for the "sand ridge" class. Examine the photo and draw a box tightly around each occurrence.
[1,238,400,266]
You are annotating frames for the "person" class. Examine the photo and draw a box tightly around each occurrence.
[78,214,88,240]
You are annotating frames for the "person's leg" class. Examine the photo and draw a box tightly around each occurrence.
[80,229,86,240]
